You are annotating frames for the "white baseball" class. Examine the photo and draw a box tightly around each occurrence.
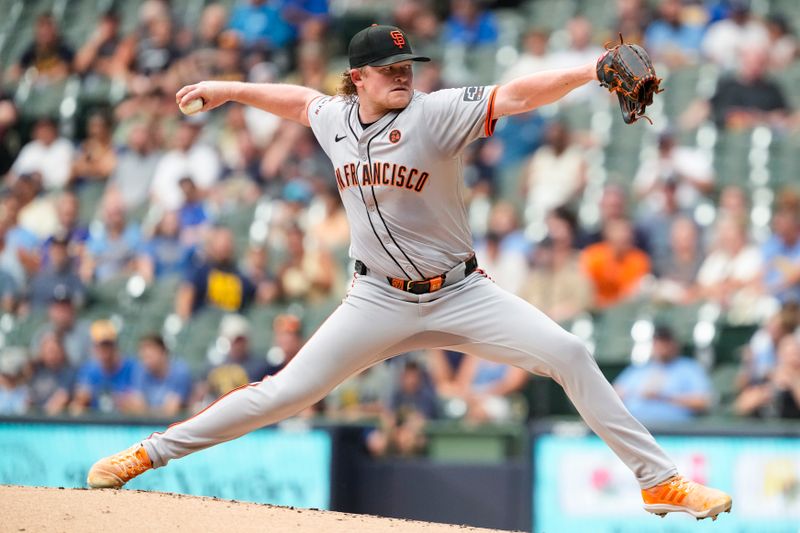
[179,98,205,115]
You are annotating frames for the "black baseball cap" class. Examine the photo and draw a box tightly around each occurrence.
[348,25,430,68]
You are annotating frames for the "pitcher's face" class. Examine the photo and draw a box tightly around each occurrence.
[353,61,414,110]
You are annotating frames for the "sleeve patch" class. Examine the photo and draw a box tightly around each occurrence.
[463,86,485,102]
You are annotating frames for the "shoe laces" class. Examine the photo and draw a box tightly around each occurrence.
[668,476,693,494]
[109,447,149,480]
[645,475,696,504]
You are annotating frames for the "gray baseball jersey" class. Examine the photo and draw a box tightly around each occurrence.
[136,86,679,493]
[307,86,498,279]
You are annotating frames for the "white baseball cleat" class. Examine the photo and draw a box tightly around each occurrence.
[642,475,732,521]
[87,444,153,489]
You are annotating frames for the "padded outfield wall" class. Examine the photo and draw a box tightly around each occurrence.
[2,417,799,532]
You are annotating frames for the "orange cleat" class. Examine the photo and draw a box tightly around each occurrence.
[87,444,153,489]
[642,475,732,521]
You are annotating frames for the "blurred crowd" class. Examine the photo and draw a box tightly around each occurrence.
[1,0,800,458]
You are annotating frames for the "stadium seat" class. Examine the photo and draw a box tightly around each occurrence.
[2,310,48,348]
[604,117,650,181]
[426,422,525,463]
[525,0,577,31]
[85,276,130,306]
[174,307,227,374]
[144,277,182,313]
[773,60,800,110]
[710,363,740,415]
[713,323,757,366]
[650,302,701,349]
[1,1,42,68]
[216,205,257,253]
[558,101,593,132]
[299,296,341,336]
[76,181,108,224]
[713,129,752,188]
[591,301,642,363]
[245,303,284,354]
[117,0,142,34]
[661,65,702,120]
[16,78,70,123]
[771,1,800,52]
[60,0,102,50]
[525,376,576,418]
[598,360,627,384]
[768,131,800,191]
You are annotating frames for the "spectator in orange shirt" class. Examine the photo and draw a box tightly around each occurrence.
[581,217,651,308]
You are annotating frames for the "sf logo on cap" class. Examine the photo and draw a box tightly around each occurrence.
[390,30,406,48]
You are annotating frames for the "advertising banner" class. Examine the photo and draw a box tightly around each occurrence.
[534,433,800,533]
[0,422,331,509]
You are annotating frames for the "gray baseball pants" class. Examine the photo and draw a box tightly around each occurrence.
[143,272,677,488]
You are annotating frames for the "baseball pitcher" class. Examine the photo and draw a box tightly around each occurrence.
[88,25,730,521]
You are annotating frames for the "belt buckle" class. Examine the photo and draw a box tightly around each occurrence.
[414,276,444,293]
[391,275,445,294]
[407,279,429,295]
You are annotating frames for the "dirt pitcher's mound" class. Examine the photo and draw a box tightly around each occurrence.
[1,486,516,533]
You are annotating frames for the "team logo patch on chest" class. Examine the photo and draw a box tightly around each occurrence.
[389,129,401,144]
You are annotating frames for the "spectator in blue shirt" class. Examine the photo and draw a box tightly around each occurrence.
[28,232,86,310]
[82,192,142,283]
[138,211,195,282]
[644,0,705,67]
[41,192,89,270]
[6,181,42,235]
[229,0,294,51]
[614,325,712,425]
[488,110,546,170]
[177,177,210,248]
[761,208,800,303]
[28,331,75,415]
[0,347,30,415]
[443,0,499,47]
[70,320,138,414]
[30,285,93,368]
[128,334,192,417]
[0,192,39,286]
[0,266,17,313]
[281,0,329,40]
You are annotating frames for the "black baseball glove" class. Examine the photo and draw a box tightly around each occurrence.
[597,35,663,124]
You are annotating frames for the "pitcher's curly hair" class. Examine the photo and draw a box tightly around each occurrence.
[337,69,362,102]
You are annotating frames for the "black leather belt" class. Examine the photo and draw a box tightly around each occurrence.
[355,255,478,294]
